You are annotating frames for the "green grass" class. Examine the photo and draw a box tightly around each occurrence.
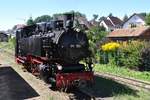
[94,64,150,82]
[82,73,150,100]
[94,64,150,100]
[0,40,15,54]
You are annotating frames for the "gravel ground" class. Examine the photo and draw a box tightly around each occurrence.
[0,51,70,100]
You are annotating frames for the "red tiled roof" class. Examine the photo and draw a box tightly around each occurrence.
[107,26,150,37]
[12,24,25,30]
[15,24,26,29]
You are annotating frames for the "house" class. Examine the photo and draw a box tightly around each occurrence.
[89,19,99,27]
[6,29,15,38]
[0,32,8,42]
[99,16,123,32]
[12,24,26,37]
[12,24,26,30]
[107,26,150,41]
[76,16,91,29]
[123,13,146,29]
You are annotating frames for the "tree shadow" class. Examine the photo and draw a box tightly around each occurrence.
[81,75,139,98]
[0,66,39,100]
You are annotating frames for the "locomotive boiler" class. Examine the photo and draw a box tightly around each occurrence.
[15,13,93,89]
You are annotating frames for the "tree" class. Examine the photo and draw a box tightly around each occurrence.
[87,26,107,43]
[108,13,113,17]
[93,14,98,20]
[74,11,86,18]
[123,14,128,22]
[87,26,108,62]
[140,13,146,17]
[99,16,106,21]
[146,13,150,26]
[26,17,35,26]
[34,15,52,23]
[53,11,87,30]
[53,11,86,18]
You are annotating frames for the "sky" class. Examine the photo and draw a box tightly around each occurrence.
[0,0,150,30]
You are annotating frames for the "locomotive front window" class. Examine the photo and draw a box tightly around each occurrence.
[76,44,81,48]
[70,44,75,48]
[70,44,81,48]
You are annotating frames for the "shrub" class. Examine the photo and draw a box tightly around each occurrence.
[8,37,16,49]
[140,44,150,71]
[117,41,145,70]
[100,42,120,64]
[99,40,150,71]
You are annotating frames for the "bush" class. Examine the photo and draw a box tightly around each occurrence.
[99,40,150,71]
[140,44,150,71]
[7,37,16,49]
[117,41,145,70]
[100,41,149,70]
[100,42,120,64]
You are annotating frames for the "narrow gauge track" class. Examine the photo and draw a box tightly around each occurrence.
[95,72,150,91]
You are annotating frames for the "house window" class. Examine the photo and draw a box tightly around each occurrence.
[110,29,114,32]
[130,23,137,28]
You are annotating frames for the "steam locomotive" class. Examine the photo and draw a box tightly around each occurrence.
[15,13,93,89]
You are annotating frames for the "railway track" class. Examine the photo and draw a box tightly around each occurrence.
[95,72,150,91]
[66,71,150,100]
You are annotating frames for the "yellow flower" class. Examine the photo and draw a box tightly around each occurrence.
[101,42,120,52]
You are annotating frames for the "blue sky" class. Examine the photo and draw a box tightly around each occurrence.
[0,0,150,30]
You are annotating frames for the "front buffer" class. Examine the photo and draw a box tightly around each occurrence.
[56,71,94,89]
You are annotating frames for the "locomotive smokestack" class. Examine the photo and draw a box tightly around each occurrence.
[64,13,74,29]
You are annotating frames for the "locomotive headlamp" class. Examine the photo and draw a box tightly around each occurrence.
[91,64,94,67]
[66,20,73,28]
[76,28,80,32]
[57,65,63,70]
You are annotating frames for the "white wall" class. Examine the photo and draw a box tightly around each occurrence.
[123,15,145,28]
[100,21,109,31]
[100,21,117,32]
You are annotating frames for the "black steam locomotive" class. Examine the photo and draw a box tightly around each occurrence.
[15,13,93,89]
